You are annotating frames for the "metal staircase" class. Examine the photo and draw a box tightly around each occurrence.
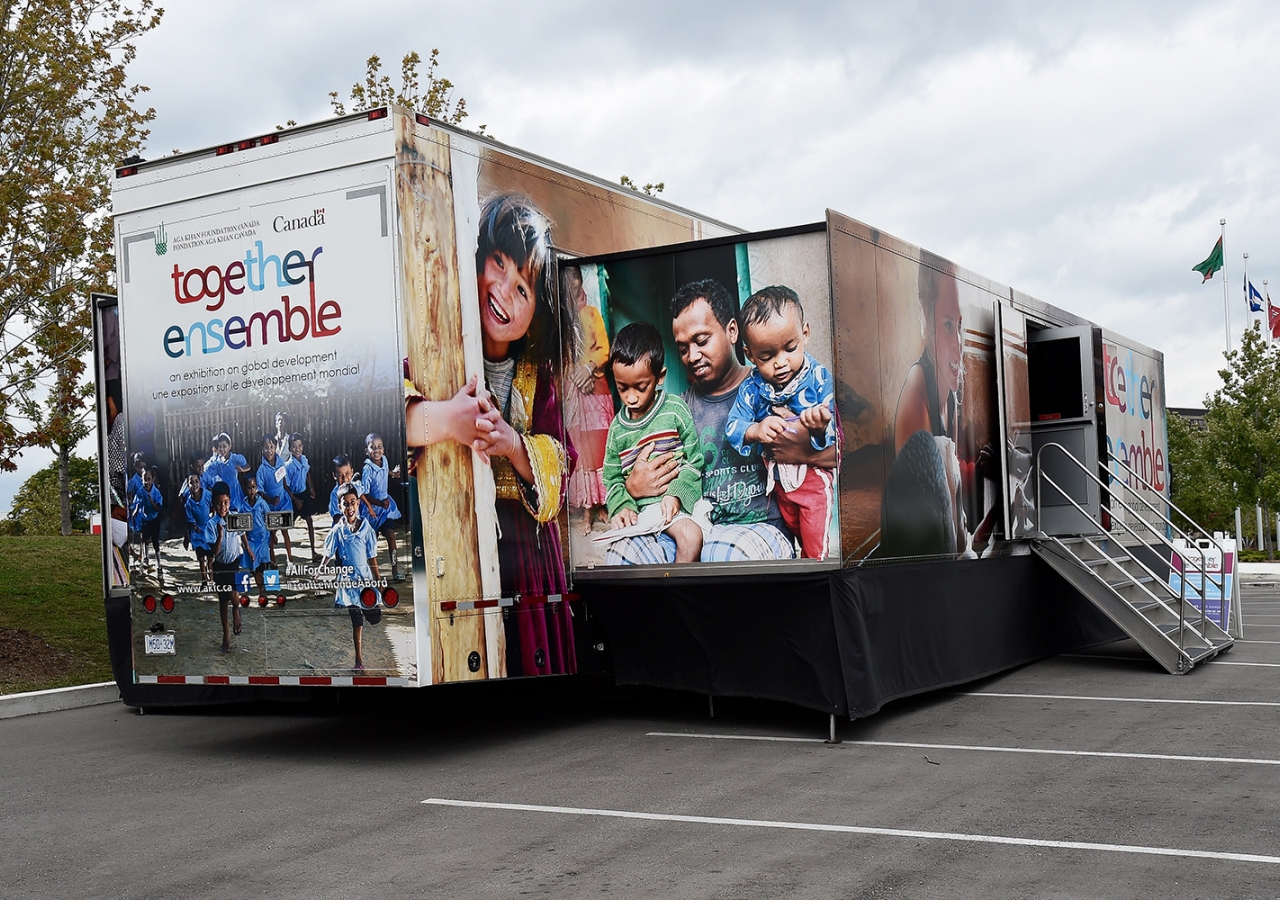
[1030,443,1233,674]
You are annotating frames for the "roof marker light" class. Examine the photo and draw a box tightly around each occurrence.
[368,107,388,121]
[415,113,431,127]
[116,165,138,177]
[260,133,279,145]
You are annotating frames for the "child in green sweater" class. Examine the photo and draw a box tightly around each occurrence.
[603,323,705,563]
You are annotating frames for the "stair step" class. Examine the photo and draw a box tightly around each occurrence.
[1105,574,1156,588]
[1130,598,1168,615]
[1030,539,1234,675]
[1085,556,1124,566]
[1186,645,1220,665]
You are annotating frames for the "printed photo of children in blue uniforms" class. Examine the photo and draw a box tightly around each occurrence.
[209,482,248,654]
[329,453,363,527]
[256,433,294,564]
[129,464,163,576]
[285,432,318,562]
[203,432,251,512]
[240,475,277,605]
[322,483,383,672]
[182,474,213,583]
[360,432,402,582]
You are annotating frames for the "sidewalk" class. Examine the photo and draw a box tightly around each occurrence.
[1239,562,1280,580]
[0,682,120,720]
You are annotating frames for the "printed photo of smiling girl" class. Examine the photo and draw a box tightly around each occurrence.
[405,193,578,676]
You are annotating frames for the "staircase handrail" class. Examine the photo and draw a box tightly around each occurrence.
[1036,468,1214,651]
[1102,449,1228,570]
[1100,449,1227,613]
[1041,530,1197,668]
[1034,442,1218,637]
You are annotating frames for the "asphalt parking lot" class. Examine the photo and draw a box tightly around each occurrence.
[4,582,1280,899]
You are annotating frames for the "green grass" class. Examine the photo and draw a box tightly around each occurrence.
[0,535,112,694]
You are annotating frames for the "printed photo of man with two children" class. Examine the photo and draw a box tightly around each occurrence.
[562,233,841,570]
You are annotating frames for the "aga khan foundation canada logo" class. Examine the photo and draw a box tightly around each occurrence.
[154,223,168,256]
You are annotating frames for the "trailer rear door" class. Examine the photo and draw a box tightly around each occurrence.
[1028,325,1104,535]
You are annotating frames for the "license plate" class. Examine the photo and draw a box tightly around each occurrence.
[144,632,176,655]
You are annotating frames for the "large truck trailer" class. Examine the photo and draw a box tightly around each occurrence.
[95,107,1232,713]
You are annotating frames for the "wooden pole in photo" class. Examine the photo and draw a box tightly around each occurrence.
[394,113,491,683]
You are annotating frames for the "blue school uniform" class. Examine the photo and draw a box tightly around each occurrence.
[212,513,243,566]
[203,453,248,511]
[129,484,161,532]
[243,494,272,569]
[256,454,291,512]
[361,457,401,531]
[323,516,379,608]
[330,481,365,526]
[184,490,214,552]
[284,453,309,497]
[127,473,145,505]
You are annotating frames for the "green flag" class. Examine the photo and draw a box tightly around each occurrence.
[1194,236,1224,283]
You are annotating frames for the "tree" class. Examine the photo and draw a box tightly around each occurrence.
[619,175,664,196]
[1168,322,1280,557]
[0,0,162,530]
[329,50,478,131]
[1166,411,1231,533]
[4,454,98,534]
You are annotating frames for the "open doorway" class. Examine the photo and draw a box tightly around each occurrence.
[1026,324,1105,536]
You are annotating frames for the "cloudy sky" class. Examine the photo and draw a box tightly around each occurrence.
[5,0,1278,510]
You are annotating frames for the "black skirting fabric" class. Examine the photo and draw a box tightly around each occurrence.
[587,554,1124,719]
[587,572,848,716]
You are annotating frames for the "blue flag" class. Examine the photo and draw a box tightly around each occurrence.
[1247,277,1265,312]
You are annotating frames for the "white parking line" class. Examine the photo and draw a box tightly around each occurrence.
[1238,640,1280,645]
[1215,661,1280,668]
[955,691,1280,707]
[645,731,1280,767]
[1063,654,1280,669]
[421,798,1280,864]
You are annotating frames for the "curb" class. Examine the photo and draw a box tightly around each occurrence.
[0,682,121,720]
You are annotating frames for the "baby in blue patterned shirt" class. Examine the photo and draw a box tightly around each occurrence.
[725,286,837,559]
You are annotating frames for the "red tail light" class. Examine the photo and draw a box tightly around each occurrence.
[142,594,157,613]
[258,595,268,608]
[382,587,399,609]
[239,596,250,607]
[360,587,378,608]
[161,594,175,613]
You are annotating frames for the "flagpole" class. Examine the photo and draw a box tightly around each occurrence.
[1267,279,1272,346]
[1221,219,1230,352]
[1244,251,1250,333]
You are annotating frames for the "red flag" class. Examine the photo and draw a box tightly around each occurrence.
[1269,295,1280,339]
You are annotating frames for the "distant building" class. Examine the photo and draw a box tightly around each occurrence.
[1169,407,1207,430]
